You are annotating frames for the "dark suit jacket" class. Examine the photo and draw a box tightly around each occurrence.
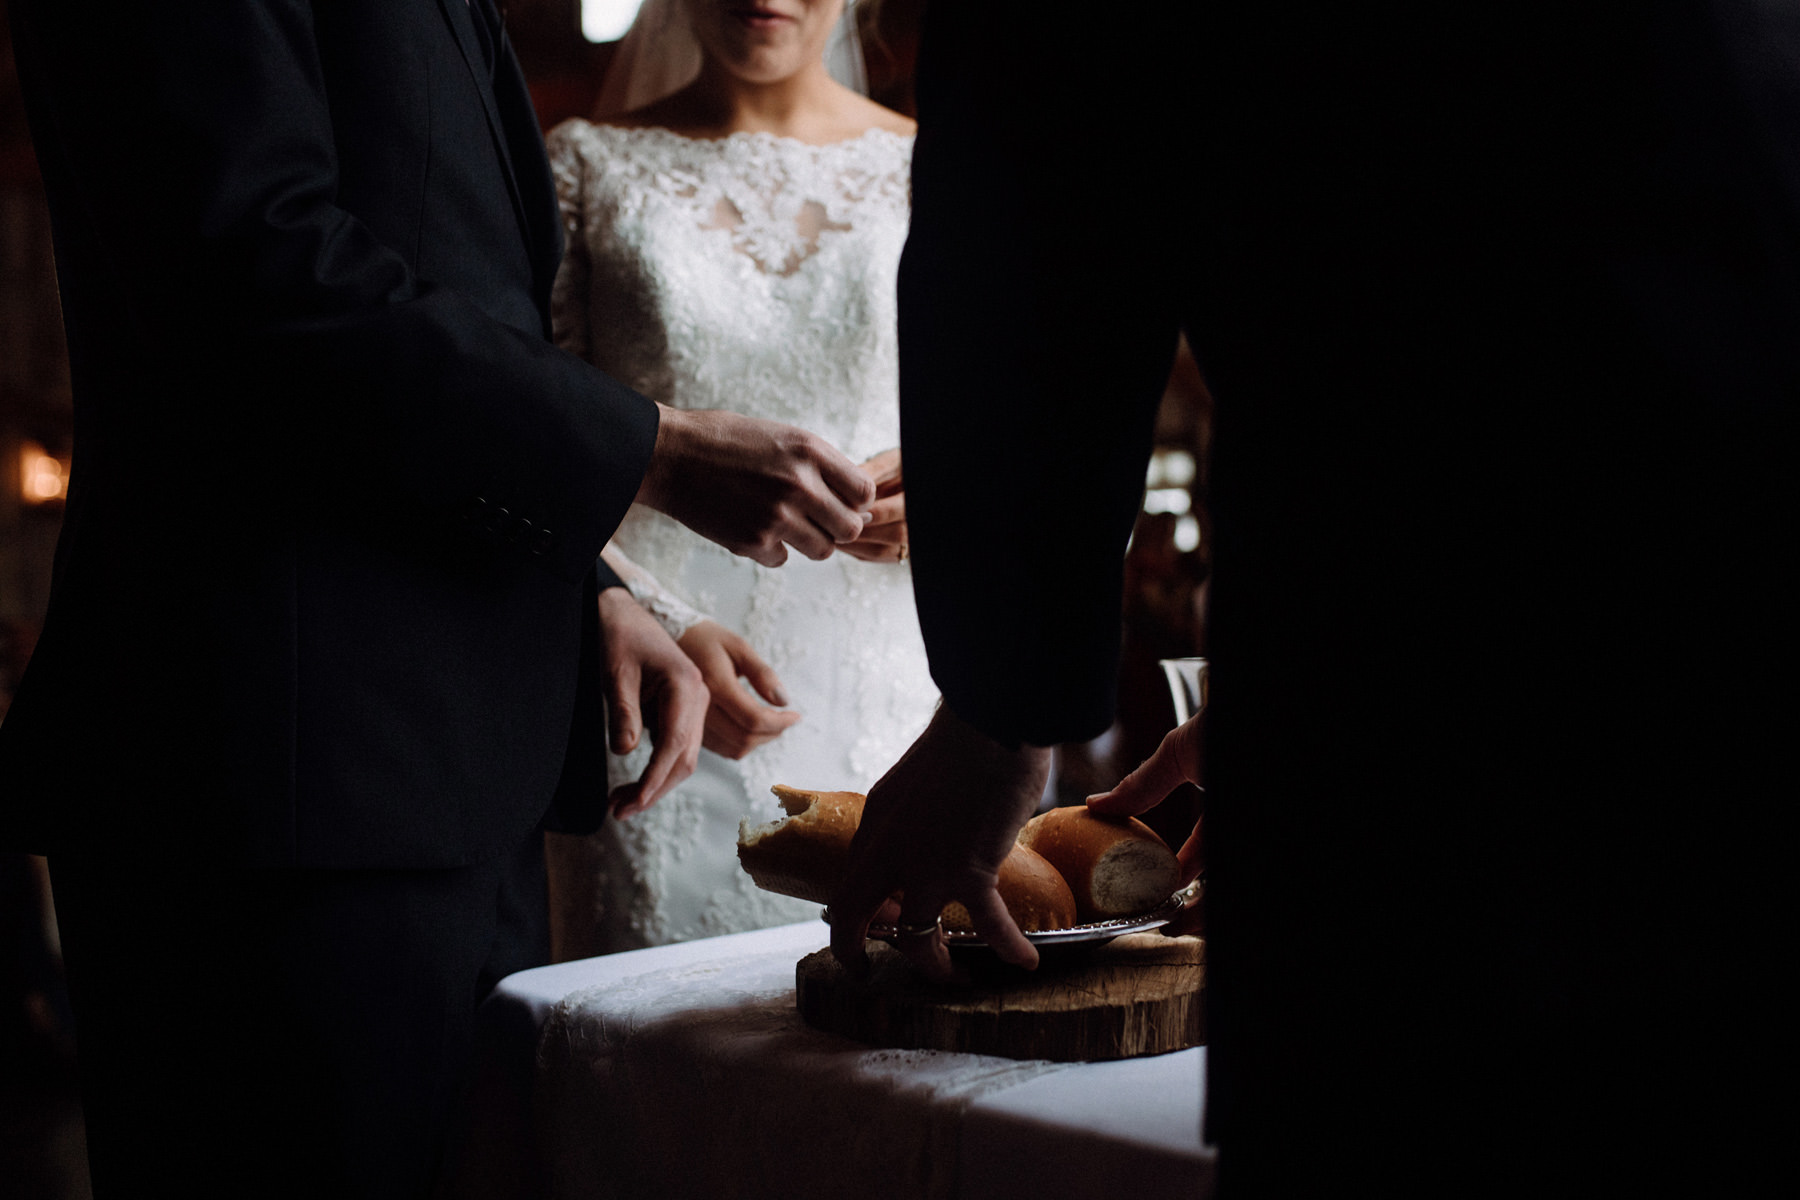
[902,3,1794,1189]
[0,0,658,868]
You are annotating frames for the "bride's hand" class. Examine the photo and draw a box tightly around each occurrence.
[842,448,908,564]
[676,620,802,759]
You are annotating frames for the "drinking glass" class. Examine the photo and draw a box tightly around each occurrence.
[1158,656,1208,725]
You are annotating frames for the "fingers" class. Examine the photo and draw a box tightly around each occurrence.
[802,494,869,548]
[1175,816,1202,885]
[838,539,909,563]
[750,506,863,563]
[618,730,687,817]
[680,626,797,759]
[842,508,909,564]
[891,896,959,984]
[817,442,878,510]
[773,429,871,548]
[701,708,798,759]
[858,447,902,491]
[711,681,800,736]
[651,412,882,564]
[711,677,800,738]
[702,699,801,759]
[767,500,860,562]
[847,523,907,547]
[731,639,790,708]
[861,493,905,529]
[1086,718,1201,817]
[829,869,895,975]
[887,888,1036,982]
[618,728,682,819]
[961,886,1039,972]
[606,780,645,818]
[1161,821,1205,938]
[606,661,643,755]
[789,517,842,563]
[615,660,707,819]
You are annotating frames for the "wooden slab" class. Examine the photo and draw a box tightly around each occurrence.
[796,934,1204,1062]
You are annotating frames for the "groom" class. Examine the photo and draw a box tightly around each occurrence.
[835,3,1793,1192]
[1,0,873,1194]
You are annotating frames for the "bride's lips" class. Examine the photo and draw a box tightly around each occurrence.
[730,6,794,32]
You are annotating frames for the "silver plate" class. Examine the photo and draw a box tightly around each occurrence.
[826,876,1203,950]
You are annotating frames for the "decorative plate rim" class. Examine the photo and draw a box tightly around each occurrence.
[825,876,1203,947]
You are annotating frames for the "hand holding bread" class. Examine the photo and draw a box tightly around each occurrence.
[1015,806,1181,925]
[739,785,1078,932]
[742,763,1187,948]
[759,707,1200,983]
[1085,712,1205,937]
[818,706,1052,982]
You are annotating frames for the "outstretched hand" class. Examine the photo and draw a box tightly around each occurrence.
[676,620,802,759]
[829,704,1052,984]
[596,586,710,819]
[637,406,876,567]
[1086,714,1205,936]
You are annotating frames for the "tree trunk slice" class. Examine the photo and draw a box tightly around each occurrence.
[796,934,1204,1062]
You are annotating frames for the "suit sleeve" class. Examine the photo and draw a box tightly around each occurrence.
[899,7,1190,745]
[13,0,656,584]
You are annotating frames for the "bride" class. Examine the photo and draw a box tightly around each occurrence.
[543,0,936,957]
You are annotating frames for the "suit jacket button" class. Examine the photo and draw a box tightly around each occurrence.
[483,506,510,534]
[508,516,533,544]
[462,495,490,523]
[530,527,555,555]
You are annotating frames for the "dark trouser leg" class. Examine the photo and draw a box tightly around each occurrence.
[50,830,548,1199]
[438,832,553,1200]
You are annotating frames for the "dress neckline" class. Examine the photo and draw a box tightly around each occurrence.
[581,121,913,155]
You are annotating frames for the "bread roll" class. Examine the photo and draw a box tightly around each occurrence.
[1017,807,1180,923]
[737,786,1077,932]
[737,785,864,906]
[941,843,1076,932]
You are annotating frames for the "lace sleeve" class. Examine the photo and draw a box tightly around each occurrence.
[547,122,592,359]
[601,541,708,642]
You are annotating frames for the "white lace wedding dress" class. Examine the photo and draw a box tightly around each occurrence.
[543,120,938,956]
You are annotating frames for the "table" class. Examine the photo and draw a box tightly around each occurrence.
[451,922,1214,1200]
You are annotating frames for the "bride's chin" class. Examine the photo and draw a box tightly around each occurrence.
[714,50,813,86]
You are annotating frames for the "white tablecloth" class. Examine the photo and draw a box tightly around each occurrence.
[452,922,1213,1200]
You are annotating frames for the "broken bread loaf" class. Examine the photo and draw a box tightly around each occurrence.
[940,841,1076,932]
[1016,807,1181,924]
[738,785,1077,931]
[736,785,865,907]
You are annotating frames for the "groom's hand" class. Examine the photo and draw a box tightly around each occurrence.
[635,407,876,567]
[829,704,1051,983]
[597,586,709,819]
